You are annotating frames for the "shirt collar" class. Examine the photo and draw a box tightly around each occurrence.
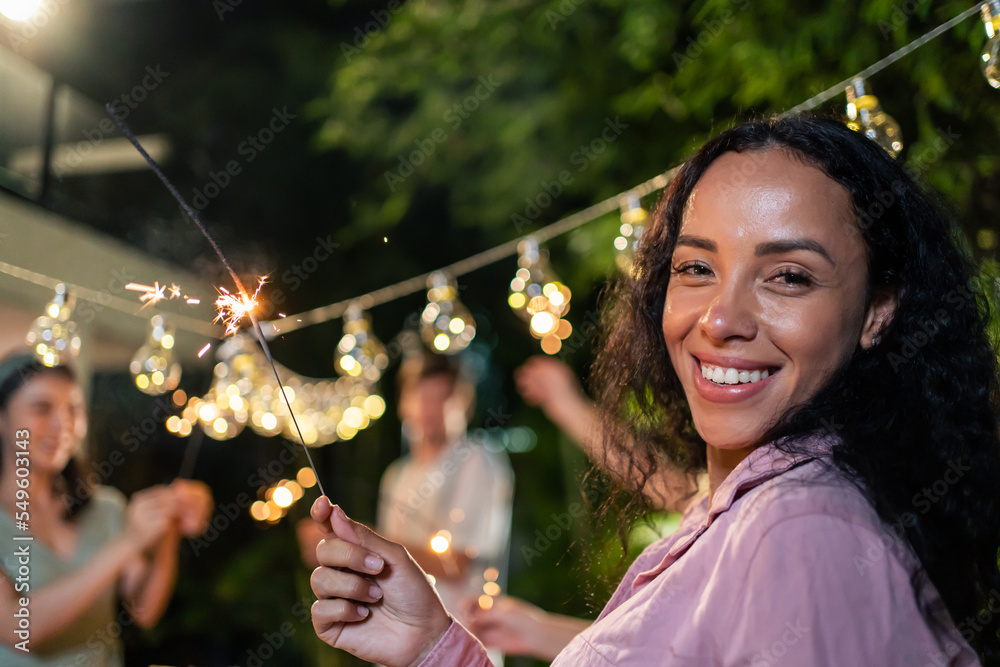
[705,432,836,521]
[629,433,838,593]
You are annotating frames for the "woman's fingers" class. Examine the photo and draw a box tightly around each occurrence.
[315,536,385,576]
[310,566,383,603]
[311,597,371,630]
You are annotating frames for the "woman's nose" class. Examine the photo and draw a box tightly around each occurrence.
[698,283,758,343]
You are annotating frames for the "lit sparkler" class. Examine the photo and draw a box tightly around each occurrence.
[126,281,202,307]
[214,277,267,335]
[108,105,327,498]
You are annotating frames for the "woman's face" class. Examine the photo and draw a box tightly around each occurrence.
[663,149,888,450]
[0,373,85,476]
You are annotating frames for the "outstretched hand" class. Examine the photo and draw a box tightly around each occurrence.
[309,496,452,667]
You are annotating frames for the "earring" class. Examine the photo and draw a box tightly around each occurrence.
[871,335,881,346]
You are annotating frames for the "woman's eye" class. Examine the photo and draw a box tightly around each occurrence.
[772,270,812,286]
[671,262,711,276]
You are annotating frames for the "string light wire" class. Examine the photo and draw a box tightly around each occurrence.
[264,1,984,337]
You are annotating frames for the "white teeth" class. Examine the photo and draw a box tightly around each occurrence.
[701,363,774,385]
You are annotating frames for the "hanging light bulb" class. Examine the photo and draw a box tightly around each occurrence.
[194,335,255,441]
[420,271,476,354]
[508,238,573,355]
[982,1,1000,88]
[25,283,82,367]
[614,193,647,276]
[335,304,389,383]
[129,315,182,395]
[845,78,903,158]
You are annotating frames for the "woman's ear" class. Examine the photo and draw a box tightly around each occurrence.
[861,286,899,349]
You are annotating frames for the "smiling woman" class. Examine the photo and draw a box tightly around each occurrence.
[0,354,214,666]
[307,116,1000,666]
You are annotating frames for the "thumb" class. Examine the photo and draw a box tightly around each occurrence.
[327,504,414,572]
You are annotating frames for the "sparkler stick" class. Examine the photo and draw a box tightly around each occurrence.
[107,104,327,499]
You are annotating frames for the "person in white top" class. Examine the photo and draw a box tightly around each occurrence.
[377,352,513,666]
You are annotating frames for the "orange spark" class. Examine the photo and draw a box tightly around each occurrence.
[214,277,267,335]
[126,281,200,307]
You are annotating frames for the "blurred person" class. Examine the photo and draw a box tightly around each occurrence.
[376,352,513,666]
[0,353,213,666]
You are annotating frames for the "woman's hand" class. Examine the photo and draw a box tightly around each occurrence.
[309,496,452,667]
[464,595,545,656]
[465,595,592,661]
[169,479,214,537]
[123,486,174,553]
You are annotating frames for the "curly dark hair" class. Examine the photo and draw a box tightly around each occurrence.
[590,115,1000,662]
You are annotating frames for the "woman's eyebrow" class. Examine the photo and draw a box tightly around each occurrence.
[675,235,716,252]
[755,238,834,266]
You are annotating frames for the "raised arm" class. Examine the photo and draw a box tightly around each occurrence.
[515,356,698,511]
[0,487,171,648]
[120,480,213,628]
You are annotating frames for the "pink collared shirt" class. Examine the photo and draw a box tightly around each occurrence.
[421,439,981,666]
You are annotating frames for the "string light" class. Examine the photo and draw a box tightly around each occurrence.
[615,193,648,276]
[845,77,903,157]
[420,272,476,354]
[335,304,389,382]
[982,1,1000,88]
[509,238,573,355]
[25,283,82,367]
[130,315,182,395]
[250,478,309,524]
[164,333,387,446]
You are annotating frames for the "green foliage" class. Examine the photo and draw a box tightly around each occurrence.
[312,0,1000,277]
